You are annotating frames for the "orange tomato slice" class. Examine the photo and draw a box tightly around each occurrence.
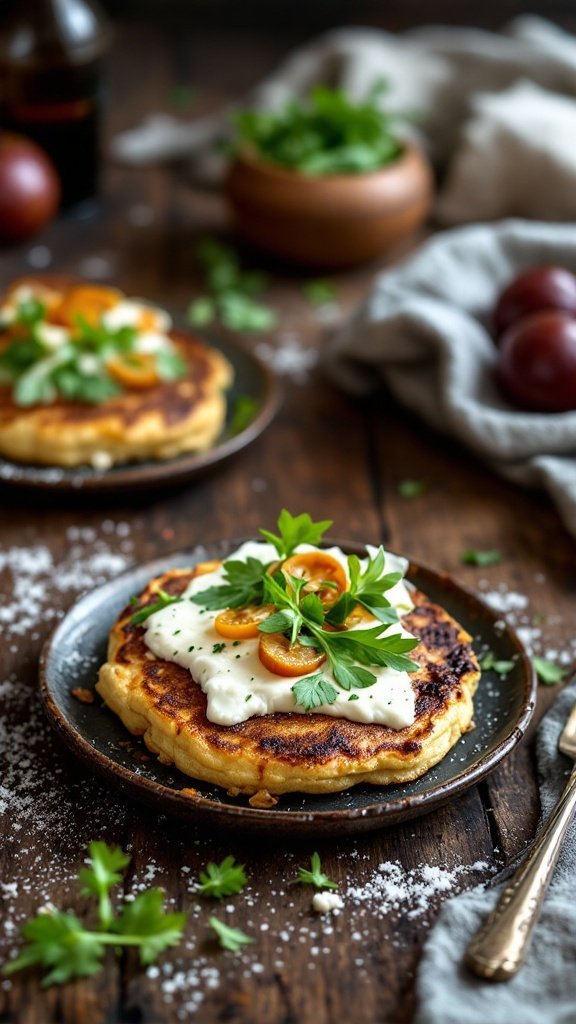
[344,603,378,629]
[194,560,222,578]
[215,604,276,639]
[281,552,347,605]
[52,285,123,329]
[258,632,326,677]
[106,353,160,389]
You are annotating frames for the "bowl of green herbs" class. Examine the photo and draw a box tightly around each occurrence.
[225,85,433,268]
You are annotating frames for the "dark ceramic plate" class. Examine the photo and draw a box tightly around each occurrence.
[40,540,536,836]
[0,336,279,493]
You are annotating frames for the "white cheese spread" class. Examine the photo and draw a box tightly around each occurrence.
[143,541,417,730]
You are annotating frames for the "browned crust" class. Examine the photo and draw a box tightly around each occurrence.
[102,567,480,772]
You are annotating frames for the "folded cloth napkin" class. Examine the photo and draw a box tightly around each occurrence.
[322,219,576,541]
[415,680,576,1024]
[112,17,576,222]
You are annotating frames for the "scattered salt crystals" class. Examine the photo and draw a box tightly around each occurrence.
[482,589,528,614]
[0,521,134,642]
[477,579,576,668]
[312,301,342,326]
[255,335,318,384]
[26,245,52,269]
[346,860,489,920]
[312,891,344,914]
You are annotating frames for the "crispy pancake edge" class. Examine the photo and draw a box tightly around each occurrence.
[96,565,481,795]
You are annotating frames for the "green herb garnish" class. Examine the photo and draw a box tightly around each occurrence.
[188,239,276,334]
[233,82,403,175]
[209,918,253,953]
[196,856,247,899]
[533,656,568,685]
[229,394,259,436]
[296,852,337,890]
[261,568,419,703]
[398,479,427,499]
[292,673,339,711]
[130,589,183,625]
[260,509,333,559]
[479,651,515,677]
[303,279,335,305]
[2,842,186,987]
[325,546,402,627]
[0,298,186,407]
[460,549,502,567]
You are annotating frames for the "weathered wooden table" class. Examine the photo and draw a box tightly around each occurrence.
[1,21,575,1024]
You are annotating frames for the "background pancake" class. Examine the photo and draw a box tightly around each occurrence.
[96,566,481,795]
[0,330,232,467]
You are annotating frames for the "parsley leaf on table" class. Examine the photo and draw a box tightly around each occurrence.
[209,918,254,952]
[78,840,130,929]
[188,238,276,334]
[113,890,187,964]
[130,588,184,626]
[533,656,568,685]
[303,279,335,305]
[397,479,427,499]
[2,841,187,987]
[296,852,338,890]
[460,549,502,567]
[197,856,247,899]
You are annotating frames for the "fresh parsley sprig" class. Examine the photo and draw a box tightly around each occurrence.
[191,556,266,611]
[295,852,337,890]
[260,509,333,559]
[325,546,402,627]
[2,842,187,987]
[130,588,184,626]
[190,511,333,611]
[196,856,247,899]
[234,82,403,175]
[260,568,419,709]
[209,917,254,952]
[188,239,276,333]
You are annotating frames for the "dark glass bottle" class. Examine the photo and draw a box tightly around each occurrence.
[0,0,112,208]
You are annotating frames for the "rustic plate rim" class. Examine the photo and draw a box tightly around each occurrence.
[39,540,537,831]
[0,333,280,493]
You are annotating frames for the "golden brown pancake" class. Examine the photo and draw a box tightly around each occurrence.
[0,329,232,468]
[96,564,481,796]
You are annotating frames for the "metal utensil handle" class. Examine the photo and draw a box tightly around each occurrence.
[466,766,576,982]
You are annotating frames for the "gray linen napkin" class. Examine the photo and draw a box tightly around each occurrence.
[415,681,576,1024]
[322,219,576,541]
[112,17,576,222]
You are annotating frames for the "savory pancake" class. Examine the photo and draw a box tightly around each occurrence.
[0,277,233,468]
[96,564,480,795]
[0,330,232,467]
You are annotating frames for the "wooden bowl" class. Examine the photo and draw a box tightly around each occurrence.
[225,143,434,269]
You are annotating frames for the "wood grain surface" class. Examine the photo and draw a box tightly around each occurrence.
[1,20,575,1024]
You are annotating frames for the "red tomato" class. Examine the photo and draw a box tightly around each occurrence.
[494,266,576,338]
[0,133,60,243]
[497,311,576,412]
